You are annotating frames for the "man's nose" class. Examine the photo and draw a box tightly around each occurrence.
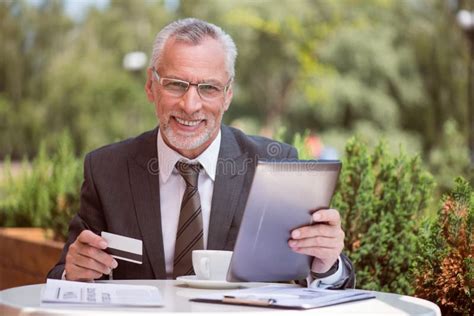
[179,85,203,114]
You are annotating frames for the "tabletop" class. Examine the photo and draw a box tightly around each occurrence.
[0,279,441,316]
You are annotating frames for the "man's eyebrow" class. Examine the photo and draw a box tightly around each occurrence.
[161,74,226,86]
[160,74,185,81]
[199,79,224,86]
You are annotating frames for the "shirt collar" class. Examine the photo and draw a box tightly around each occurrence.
[157,129,221,183]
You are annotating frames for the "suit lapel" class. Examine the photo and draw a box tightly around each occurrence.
[207,126,253,250]
[128,128,167,279]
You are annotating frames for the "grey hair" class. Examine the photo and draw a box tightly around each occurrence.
[149,18,237,78]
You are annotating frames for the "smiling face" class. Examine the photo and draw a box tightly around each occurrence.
[145,36,233,159]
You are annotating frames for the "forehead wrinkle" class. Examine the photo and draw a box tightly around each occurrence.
[157,37,229,85]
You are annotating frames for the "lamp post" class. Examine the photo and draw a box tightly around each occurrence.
[453,3,474,165]
[123,51,148,72]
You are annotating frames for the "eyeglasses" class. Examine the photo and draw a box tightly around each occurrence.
[152,68,231,101]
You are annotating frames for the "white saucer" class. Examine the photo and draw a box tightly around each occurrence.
[176,275,243,289]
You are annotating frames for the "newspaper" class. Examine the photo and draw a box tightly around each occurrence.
[41,279,162,307]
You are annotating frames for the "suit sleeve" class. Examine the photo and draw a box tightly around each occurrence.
[288,146,298,159]
[46,153,107,279]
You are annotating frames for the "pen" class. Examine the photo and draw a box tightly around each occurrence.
[223,295,276,306]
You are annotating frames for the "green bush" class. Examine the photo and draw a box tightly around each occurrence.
[413,178,473,315]
[0,132,82,241]
[331,137,435,294]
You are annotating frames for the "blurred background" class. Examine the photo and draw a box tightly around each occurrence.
[0,0,472,190]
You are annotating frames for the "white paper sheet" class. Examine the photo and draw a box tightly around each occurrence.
[41,279,162,307]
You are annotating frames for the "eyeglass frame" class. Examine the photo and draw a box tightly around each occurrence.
[151,67,232,101]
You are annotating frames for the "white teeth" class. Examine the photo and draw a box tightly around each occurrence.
[175,117,201,126]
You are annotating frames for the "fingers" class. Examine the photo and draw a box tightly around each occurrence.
[288,208,344,260]
[288,231,344,256]
[288,232,343,273]
[291,223,343,240]
[311,209,341,226]
[288,235,342,249]
[76,230,118,268]
[77,230,108,250]
[290,209,343,241]
[74,243,117,271]
[65,230,118,281]
[72,252,113,275]
[292,246,338,259]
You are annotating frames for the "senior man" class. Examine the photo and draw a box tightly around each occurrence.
[48,18,355,289]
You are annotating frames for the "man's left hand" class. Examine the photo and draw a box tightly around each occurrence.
[288,208,345,274]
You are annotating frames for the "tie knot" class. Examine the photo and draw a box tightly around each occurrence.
[176,161,201,187]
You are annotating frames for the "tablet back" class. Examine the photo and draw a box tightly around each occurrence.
[226,160,341,282]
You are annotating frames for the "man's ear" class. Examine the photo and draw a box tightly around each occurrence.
[223,85,233,111]
[145,67,154,102]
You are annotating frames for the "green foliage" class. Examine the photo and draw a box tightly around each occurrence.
[413,178,473,315]
[428,120,472,193]
[290,131,313,160]
[274,127,312,160]
[0,0,165,158]
[332,137,435,294]
[0,0,74,158]
[0,132,82,241]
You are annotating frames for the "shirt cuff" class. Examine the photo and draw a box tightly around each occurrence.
[307,256,346,288]
[61,270,67,280]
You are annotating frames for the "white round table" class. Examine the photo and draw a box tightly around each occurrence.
[0,280,440,315]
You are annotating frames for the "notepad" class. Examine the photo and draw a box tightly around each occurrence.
[191,285,375,309]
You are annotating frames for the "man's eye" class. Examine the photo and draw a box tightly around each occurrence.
[199,84,220,92]
[164,80,188,90]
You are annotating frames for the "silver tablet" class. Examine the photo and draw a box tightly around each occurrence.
[226,160,341,282]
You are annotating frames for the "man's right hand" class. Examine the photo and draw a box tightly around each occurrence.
[65,230,118,281]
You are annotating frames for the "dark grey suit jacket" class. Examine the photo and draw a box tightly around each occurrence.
[47,125,355,288]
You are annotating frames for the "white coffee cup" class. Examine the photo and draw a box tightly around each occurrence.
[192,250,233,281]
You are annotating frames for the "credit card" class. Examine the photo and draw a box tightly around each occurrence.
[101,232,143,264]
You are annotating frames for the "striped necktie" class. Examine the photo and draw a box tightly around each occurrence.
[173,161,204,278]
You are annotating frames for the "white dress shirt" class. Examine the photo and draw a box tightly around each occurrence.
[157,130,221,277]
